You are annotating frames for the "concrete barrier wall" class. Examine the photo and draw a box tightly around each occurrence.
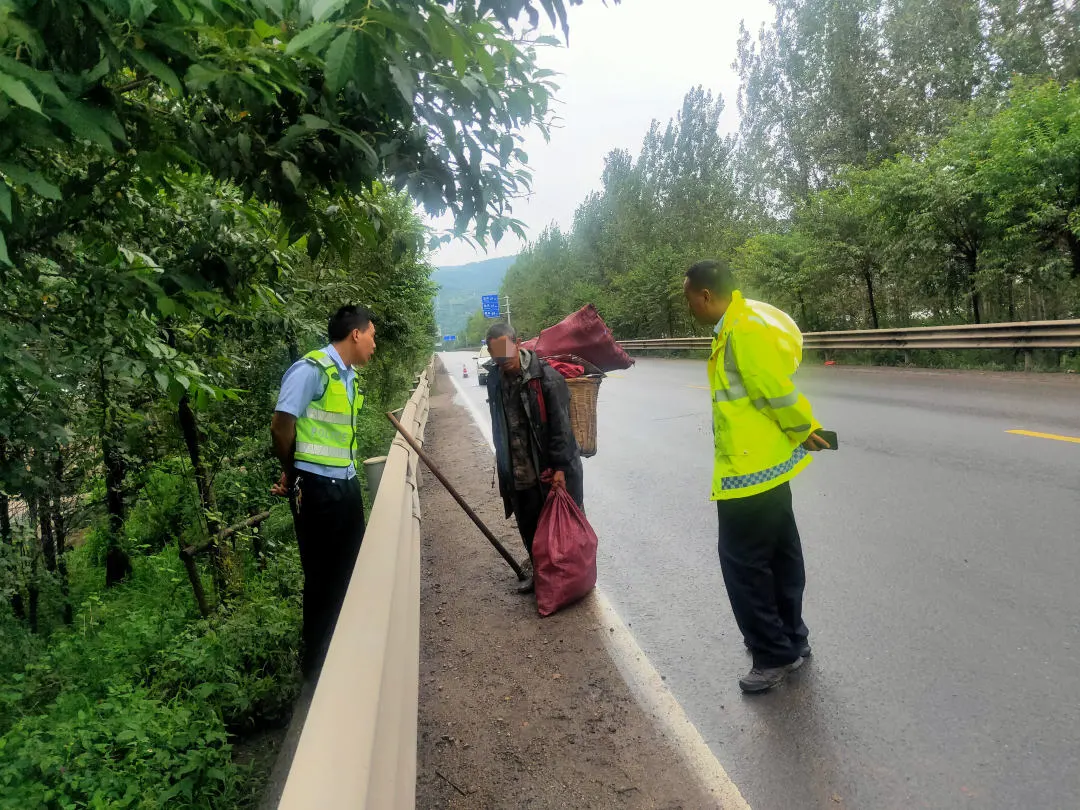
[278,360,434,810]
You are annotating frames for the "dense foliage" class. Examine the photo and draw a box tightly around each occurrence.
[495,0,1080,368]
[0,0,587,804]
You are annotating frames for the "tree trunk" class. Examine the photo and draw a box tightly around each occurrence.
[39,497,56,573]
[177,394,236,601]
[53,453,73,625]
[11,591,25,621]
[966,250,982,324]
[0,493,8,546]
[27,513,39,633]
[0,436,10,545]
[1061,230,1080,279]
[797,294,810,331]
[862,264,880,329]
[100,357,131,587]
[287,329,301,365]
[28,581,39,634]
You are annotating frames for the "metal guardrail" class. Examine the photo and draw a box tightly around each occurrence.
[618,319,1080,353]
[279,359,433,810]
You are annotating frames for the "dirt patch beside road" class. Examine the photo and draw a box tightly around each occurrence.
[417,369,718,809]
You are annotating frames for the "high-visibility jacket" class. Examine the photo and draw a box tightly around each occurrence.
[708,291,820,500]
[294,350,365,468]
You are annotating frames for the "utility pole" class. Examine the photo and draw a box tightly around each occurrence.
[503,295,512,329]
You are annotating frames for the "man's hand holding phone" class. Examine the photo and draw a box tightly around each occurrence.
[804,430,838,451]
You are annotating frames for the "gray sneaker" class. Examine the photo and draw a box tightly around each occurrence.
[739,657,805,693]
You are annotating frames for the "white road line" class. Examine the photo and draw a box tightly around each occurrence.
[444,361,494,452]
[435,355,750,809]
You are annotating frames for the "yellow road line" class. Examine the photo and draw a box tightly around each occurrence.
[688,385,710,391]
[1007,429,1080,445]
[605,373,625,379]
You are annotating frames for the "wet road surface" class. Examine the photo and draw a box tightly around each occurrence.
[440,352,1080,810]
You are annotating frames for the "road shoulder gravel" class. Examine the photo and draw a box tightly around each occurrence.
[417,369,719,809]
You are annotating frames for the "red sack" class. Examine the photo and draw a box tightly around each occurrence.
[521,304,634,372]
[532,488,598,617]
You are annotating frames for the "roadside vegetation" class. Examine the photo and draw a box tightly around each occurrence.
[481,1,1080,371]
[0,0,580,804]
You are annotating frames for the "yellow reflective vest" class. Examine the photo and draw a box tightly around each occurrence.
[708,291,821,500]
[294,350,365,468]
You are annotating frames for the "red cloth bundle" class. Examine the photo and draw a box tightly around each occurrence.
[521,305,634,372]
[546,360,585,379]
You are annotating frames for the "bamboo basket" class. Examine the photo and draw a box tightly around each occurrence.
[565,375,602,458]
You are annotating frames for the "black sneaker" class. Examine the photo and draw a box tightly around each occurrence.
[739,657,804,694]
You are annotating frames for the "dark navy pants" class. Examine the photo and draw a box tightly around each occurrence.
[716,481,809,668]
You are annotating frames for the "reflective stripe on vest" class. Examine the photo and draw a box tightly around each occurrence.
[714,338,748,401]
[721,446,808,491]
[303,406,353,425]
[295,442,353,460]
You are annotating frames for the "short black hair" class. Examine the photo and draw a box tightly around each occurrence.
[486,322,518,344]
[685,259,735,295]
[328,305,374,342]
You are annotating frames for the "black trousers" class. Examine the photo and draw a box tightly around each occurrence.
[290,472,365,678]
[511,481,584,560]
[716,481,808,669]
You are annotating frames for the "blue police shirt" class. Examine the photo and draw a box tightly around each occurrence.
[275,344,357,480]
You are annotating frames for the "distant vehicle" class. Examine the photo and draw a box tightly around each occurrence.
[475,344,491,385]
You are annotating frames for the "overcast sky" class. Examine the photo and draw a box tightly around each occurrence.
[429,0,774,268]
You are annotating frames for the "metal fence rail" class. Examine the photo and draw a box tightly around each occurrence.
[618,319,1080,353]
[278,359,433,810]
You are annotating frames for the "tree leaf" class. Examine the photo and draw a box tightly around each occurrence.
[0,183,10,222]
[0,230,9,267]
[387,54,415,105]
[323,30,358,93]
[130,50,183,94]
[285,22,335,55]
[253,19,278,40]
[312,0,348,23]
[0,163,61,200]
[48,105,117,150]
[0,74,43,114]
[281,160,301,189]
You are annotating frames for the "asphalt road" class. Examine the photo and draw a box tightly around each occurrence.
[440,351,1080,810]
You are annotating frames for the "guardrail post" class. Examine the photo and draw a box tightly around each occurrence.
[363,456,388,502]
[1024,349,1033,371]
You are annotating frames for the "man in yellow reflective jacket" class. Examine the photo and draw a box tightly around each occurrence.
[270,305,377,679]
[684,260,831,694]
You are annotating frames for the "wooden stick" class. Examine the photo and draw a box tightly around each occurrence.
[386,411,526,580]
[182,509,272,558]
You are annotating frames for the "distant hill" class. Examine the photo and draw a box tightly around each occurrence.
[433,255,516,341]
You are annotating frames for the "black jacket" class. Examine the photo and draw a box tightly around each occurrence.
[484,352,584,518]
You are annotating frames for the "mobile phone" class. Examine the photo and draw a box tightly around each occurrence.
[815,429,838,450]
